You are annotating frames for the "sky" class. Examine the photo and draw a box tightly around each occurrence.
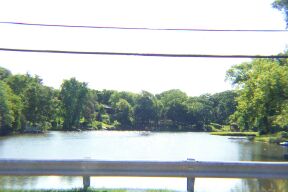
[0,0,287,96]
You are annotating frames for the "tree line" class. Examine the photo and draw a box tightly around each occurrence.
[1,57,288,136]
[1,51,288,135]
[0,66,237,135]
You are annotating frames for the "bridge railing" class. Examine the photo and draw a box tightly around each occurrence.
[1,159,288,192]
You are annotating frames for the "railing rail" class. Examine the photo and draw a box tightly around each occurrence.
[1,159,288,191]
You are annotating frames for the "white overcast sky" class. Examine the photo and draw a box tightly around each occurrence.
[0,0,287,96]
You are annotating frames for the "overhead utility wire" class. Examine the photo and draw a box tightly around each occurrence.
[0,48,287,58]
[0,21,287,32]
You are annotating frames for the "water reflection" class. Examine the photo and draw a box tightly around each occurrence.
[0,176,38,189]
[0,131,287,191]
[0,176,84,190]
[238,141,287,161]
[230,179,288,192]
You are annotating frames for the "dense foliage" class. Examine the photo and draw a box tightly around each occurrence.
[1,53,287,135]
[0,66,237,135]
[226,54,288,134]
[60,78,88,130]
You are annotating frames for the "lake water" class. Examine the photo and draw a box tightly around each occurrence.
[0,131,287,191]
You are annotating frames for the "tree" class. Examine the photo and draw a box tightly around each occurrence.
[210,91,237,125]
[109,91,137,107]
[227,56,288,133]
[60,78,88,130]
[5,74,41,95]
[114,99,134,129]
[186,96,213,130]
[226,62,252,86]
[157,89,188,129]
[81,89,99,128]
[49,89,62,129]
[0,81,22,135]
[134,91,159,129]
[5,74,57,131]
[96,89,117,105]
[273,0,288,26]
[166,101,189,129]
[0,66,12,80]
[25,84,55,130]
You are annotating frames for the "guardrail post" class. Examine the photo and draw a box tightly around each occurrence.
[187,158,195,192]
[83,176,90,190]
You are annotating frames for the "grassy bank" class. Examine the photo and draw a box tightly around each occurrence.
[210,132,259,137]
[210,130,288,144]
[254,132,288,143]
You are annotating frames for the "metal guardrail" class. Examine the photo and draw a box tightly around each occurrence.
[1,159,288,192]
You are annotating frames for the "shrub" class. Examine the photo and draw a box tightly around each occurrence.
[210,123,222,129]
[280,131,288,139]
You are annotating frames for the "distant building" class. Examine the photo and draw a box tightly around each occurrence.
[103,104,114,114]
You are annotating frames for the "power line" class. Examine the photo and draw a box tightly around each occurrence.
[0,48,287,58]
[0,21,287,32]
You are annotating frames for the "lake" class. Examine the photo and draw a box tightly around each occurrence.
[0,131,287,191]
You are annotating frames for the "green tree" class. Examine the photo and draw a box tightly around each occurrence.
[210,90,237,125]
[25,84,57,130]
[96,89,117,105]
[114,99,134,129]
[157,89,188,107]
[5,74,56,131]
[81,89,98,128]
[0,66,12,80]
[166,101,189,130]
[60,78,88,130]
[5,74,40,95]
[49,89,62,129]
[0,81,22,135]
[109,91,137,107]
[273,0,288,25]
[227,57,288,133]
[186,96,213,130]
[134,91,159,129]
[157,89,188,128]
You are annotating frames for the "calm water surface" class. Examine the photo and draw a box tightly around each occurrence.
[0,131,287,191]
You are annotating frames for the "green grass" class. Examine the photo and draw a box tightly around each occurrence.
[254,132,288,143]
[221,125,231,132]
[0,189,173,192]
[209,124,231,132]
[254,135,271,143]
[0,189,94,192]
[211,130,288,144]
[210,131,259,137]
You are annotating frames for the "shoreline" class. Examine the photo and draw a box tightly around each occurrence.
[210,131,288,144]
